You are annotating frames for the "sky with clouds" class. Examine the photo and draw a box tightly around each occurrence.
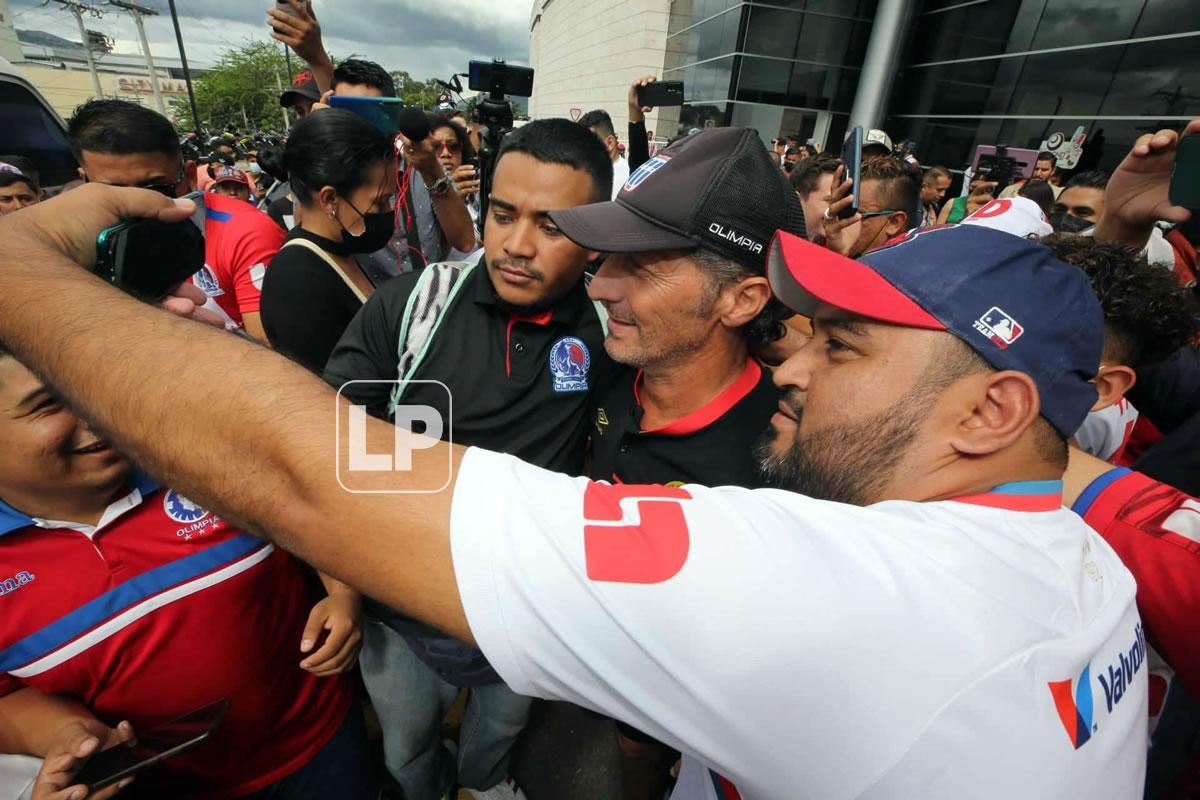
[8,0,532,81]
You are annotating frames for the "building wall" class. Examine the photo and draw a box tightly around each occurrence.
[529,0,672,142]
[16,62,182,120]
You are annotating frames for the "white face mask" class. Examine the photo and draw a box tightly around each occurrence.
[246,163,263,177]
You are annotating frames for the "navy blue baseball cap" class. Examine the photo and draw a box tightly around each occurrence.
[766,225,1104,437]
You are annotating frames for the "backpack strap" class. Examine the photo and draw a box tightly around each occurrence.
[388,259,478,413]
[280,238,369,303]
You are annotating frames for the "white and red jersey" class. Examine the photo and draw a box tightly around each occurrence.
[1075,398,1140,464]
[1073,466,1200,722]
[194,191,284,330]
[449,448,1146,800]
[0,478,351,798]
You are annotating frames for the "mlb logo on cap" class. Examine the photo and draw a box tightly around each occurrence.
[974,307,1024,349]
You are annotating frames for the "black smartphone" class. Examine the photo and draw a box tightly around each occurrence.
[274,0,299,17]
[94,190,206,301]
[839,126,863,220]
[637,81,685,108]
[1169,133,1200,209]
[468,60,535,98]
[71,699,230,792]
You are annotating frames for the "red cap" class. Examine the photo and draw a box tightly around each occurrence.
[766,230,944,329]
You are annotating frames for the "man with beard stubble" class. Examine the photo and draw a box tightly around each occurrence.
[0,186,1147,798]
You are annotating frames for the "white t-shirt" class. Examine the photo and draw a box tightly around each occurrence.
[611,157,630,199]
[450,448,1147,800]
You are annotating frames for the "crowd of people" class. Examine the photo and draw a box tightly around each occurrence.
[1,2,1200,799]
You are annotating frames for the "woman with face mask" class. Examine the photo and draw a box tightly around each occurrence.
[261,109,396,373]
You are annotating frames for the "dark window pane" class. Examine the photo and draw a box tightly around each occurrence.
[896,45,1125,117]
[736,55,857,110]
[745,7,802,59]
[1134,0,1199,37]
[679,102,730,135]
[908,0,1028,63]
[1029,0,1145,50]
[0,81,76,188]
[1100,37,1200,117]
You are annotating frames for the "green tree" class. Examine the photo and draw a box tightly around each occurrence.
[170,39,293,134]
[389,70,445,109]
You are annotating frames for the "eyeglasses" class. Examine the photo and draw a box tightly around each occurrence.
[86,163,187,198]
[434,139,462,154]
[859,208,900,219]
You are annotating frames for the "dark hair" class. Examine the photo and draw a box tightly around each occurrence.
[255,145,288,184]
[577,109,615,139]
[1036,151,1057,164]
[790,152,840,196]
[692,249,789,348]
[283,109,393,206]
[1018,179,1055,217]
[0,155,39,188]
[333,58,396,98]
[427,112,476,162]
[67,99,179,161]
[1042,234,1198,370]
[861,154,920,225]
[1065,170,1109,191]
[496,118,612,202]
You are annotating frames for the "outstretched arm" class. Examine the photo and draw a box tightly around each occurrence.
[0,186,473,643]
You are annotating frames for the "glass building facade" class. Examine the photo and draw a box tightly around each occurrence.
[661,0,1199,174]
[661,0,879,150]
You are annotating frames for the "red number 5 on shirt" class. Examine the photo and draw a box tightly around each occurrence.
[583,483,692,584]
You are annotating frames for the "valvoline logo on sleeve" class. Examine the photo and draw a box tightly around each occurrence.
[1048,624,1147,749]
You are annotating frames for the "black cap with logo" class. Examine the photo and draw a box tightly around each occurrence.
[548,127,806,273]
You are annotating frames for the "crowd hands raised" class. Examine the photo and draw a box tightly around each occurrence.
[1,1,1200,798]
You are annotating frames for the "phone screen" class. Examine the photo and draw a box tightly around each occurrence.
[839,126,864,220]
[1169,134,1200,209]
[72,699,229,792]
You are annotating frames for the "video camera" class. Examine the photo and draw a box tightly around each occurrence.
[465,58,534,232]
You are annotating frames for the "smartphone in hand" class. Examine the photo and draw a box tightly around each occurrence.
[93,191,206,301]
[839,126,864,219]
[1169,133,1200,209]
[637,81,685,108]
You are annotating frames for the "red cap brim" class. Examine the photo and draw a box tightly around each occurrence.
[766,231,945,329]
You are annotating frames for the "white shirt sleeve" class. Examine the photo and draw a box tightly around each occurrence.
[447,447,1093,796]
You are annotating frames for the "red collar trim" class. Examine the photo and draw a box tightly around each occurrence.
[950,480,1063,512]
[634,358,762,437]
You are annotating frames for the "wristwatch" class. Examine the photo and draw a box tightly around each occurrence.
[427,174,453,197]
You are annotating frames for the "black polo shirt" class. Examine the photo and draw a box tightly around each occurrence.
[324,256,613,476]
[590,358,779,487]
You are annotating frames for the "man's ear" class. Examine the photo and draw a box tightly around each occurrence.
[1090,364,1137,412]
[884,211,909,238]
[948,370,1041,456]
[718,276,771,329]
[77,166,87,181]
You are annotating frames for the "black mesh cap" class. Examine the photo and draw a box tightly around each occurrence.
[549,127,806,274]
